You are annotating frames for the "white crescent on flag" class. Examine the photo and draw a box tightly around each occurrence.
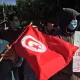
[21,35,47,53]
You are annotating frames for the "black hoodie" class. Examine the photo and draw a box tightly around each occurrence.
[58,8,80,32]
[51,8,80,80]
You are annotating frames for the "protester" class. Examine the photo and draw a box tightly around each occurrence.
[0,36,22,80]
[0,15,23,80]
[0,39,17,80]
[40,20,56,35]
[51,8,80,80]
[38,20,58,80]
[10,16,21,31]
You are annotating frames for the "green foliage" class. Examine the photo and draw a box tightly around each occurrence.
[16,0,80,19]
[0,0,80,20]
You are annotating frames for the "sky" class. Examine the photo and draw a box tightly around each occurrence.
[0,0,16,5]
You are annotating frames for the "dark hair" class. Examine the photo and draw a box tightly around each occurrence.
[44,20,54,26]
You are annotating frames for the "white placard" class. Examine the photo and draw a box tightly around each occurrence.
[73,31,80,72]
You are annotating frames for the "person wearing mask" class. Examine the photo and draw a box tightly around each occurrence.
[11,16,21,31]
[50,8,80,80]
[0,15,23,80]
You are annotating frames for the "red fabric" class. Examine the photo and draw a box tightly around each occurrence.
[12,25,78,80]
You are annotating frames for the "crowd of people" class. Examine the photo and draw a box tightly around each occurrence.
[0,7,80,80]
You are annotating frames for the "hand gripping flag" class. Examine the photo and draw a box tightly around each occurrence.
[12,25,78,80]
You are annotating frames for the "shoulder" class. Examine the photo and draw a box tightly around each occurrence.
[0,39,9,44]
[0,39,9,54]
[53,28,61,36]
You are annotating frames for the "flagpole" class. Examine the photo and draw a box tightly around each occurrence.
[2,0,8,30]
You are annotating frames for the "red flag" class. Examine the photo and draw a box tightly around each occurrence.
[12,25,78,80]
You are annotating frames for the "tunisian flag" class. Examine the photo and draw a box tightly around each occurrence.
[12,25,78,80]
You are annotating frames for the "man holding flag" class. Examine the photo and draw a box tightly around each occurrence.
[2,23,78,80]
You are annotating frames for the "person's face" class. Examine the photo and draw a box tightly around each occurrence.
[67,17,78,30]
[47,22,54,31]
